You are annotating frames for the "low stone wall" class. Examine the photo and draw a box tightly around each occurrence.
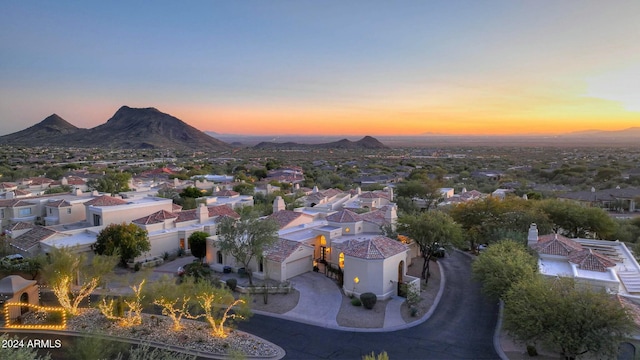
[219,280,292,295]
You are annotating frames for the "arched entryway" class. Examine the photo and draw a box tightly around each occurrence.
[20,292,29,315]
[397,261,405,297]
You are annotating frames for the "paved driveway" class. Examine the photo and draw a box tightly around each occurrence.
[238,251,500,359]
[283,272,342,327]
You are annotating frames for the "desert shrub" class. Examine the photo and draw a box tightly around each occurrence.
[351,297,362,306]
[360,292,377,309]
[226,278,237,291]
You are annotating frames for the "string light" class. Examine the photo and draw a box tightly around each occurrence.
[4,303,67,330]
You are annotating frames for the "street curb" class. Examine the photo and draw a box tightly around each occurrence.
[494,300,510,360]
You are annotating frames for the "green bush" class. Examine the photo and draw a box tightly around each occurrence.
[360,292,377,309]
[351,298,362,306]
[226,278,237,291]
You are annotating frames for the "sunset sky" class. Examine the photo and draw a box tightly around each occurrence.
[1,1,639,136]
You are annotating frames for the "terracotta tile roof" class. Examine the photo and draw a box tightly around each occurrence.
[172,203,183,212]
[360,191,390,200]
[265,239,303,262]
[341,236,407,259]
[532,233,584,256]
[9,222,35,231]
[84,195,128,206]
[360,209,388,226]
[0,182,17,189]
[65,177,86,185]
[26,177,54,185]
[306,193,325,203]
[568,249,616,272]
[174,205,239,223]
[14,189,32,196]
[207,205,240,219]
[10,226,58,251]
[46,200,71,208]
[268,210,303,229]
[617,296,640,329]
[175,209,197,223]
[327,209,362,223]
[213,190,239,197]
[322,189,343,198]
[132,210,178,225]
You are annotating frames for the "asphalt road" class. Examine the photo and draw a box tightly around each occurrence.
[238,251,501,360]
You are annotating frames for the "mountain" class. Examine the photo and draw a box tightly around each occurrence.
[563,127,640,137]
[0,114,84,145]
[0,107,230,150]
[254,136,387,150]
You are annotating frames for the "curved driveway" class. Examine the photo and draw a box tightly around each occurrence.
[238,251,500,359]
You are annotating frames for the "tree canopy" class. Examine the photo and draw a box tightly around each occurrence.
[504,276,634,360]
[397,211,463,284]
[93,223,150,266]
[188,231,208,262]
[471,239,538,300]
[87,172,131,194]
[216,213,279,285]
[536,199,617,239]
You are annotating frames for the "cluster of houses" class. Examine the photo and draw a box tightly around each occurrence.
[0,175,424,299]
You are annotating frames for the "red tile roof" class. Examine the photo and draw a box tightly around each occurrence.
[265,239,304,262]
[207,205,240,219]
[132,210,178,225]
[268,210,303,229]
[341,236,407,259]
[0,182,17,189]
[9,222,35,231]
[10,226,58,251]
[326,209,362,223]
[46,200,72,208]
[84,195,128,206]
[568,249,616,272]
[532,233,584,256]
[14,189,32,196]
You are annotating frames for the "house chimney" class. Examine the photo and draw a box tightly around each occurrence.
[294,183,300,190]
[312,186,319,193]
[61,177,68,186]
[527,223,538,247]
[273,196,285,213]
[387,187,394,201]
[174,178,179,187]
[385,205,398,230]
[356,187,362,195]
[197,203,208,223]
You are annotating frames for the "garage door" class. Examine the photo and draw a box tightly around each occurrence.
[285,256,312,279]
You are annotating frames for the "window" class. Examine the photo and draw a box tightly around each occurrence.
[344,227,350,233]
[93,214,101,226]
[217,251,223,264]
[67,208,71,214]
[18,208,32,217]
[339,252,344,268]
[0,209,4,219]
[49,208,53,215]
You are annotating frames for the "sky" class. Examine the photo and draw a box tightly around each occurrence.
[1,1,639,136]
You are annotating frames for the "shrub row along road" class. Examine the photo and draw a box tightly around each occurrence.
[239,251,500,359]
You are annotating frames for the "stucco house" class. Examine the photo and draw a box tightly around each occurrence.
[527,223,640,295]
[206,194,419,300]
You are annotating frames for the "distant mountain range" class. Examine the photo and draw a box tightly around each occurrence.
[253,135,388,150]
[0,106,230,150]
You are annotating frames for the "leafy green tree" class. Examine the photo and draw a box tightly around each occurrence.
[449,197,551,252]
[188,231,209,262]
[504,277,634,360]
[536,199,617,239]
[93,223,150,266]
[216,213,279,286]
[397,211,463,284]
[44,185,72,194]
[87,172,131,194]
[233,183,255,195]
[156,186,180,200]
[180,186,202,199]
[471,239,538,299]
[395,179,442,211]
[42,247,116,315]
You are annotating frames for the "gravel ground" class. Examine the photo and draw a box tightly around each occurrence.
[21,309,282,358]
